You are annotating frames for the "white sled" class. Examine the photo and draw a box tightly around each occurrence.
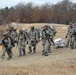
[54,38,66,48]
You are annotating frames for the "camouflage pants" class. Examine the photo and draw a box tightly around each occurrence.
[28,40,36,53]
[67,35,72,47]
[42,39,51,55]
[71,35,76,49]
[18,45,26,56]
[1,46,12,59]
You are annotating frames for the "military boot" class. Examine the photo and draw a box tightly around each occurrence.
[7,56,12,60]
[44,51,48,56]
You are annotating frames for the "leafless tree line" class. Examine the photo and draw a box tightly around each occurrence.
[0,0,76,25]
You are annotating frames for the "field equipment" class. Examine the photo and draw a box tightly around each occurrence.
[54,38,66,48]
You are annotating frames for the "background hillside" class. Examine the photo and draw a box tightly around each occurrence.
[0,0,76,25]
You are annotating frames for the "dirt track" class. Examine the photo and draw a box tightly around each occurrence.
[0,23,76,75]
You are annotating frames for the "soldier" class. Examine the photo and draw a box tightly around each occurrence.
[22,28,29,45]
[17,29,27,56]
[41,25,56,45]
[6,25,18,43]
[28,26,38,54]
[13,27,18,43]
[34,27,40,44]
[71,23,76,49]
[41,25,52,56]
[22,28,29,39]
[65,22,73,48]
[49,25,57,45]
[7,25,18,53]
[1,32,12,60]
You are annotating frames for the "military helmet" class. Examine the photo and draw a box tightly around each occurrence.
[9,25,14,29]
[30,25,34,28]
[30,25,34,30]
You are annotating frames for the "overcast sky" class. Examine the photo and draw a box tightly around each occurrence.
[0,0,76,8]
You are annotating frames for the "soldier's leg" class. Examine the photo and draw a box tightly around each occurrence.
[7,48,12,60]
[74,36,76,49]
[42,39,45,53]
[18,48,22,56]
[28,41,32,54]
[1,47,6,59]
[48,43,51,53]
[33,44,36,53]
[42,45,45,55]
[66,35,70,47]
[28,47,32,53]
[9,47,13,56]
[75,40,76,49]
[66,39,69,47]
[22,48,26,56]
[43,40,48,56]
[70,37,74,49]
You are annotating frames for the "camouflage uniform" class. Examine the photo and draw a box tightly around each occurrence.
[1,32,12,60]
[22,28,29,40]
[48,25,57,51]
[28,26,38,53]
[17,29,27,56]
[7,26,17,43]
[66,22,73,48]
[6,25,18,43]
[6,26,18,55]
[41,25,56,44]
[34,27,40,44]
[71,23,76,49]
[41,25,52,56]
[13,27,18,43]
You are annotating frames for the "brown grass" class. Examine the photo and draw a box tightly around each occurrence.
[0,23,76,75]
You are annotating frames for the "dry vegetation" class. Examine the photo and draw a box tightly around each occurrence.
[0,0,76,25]
[0,23,76,75]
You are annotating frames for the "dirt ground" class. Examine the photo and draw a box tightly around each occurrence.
[0,23,76,75]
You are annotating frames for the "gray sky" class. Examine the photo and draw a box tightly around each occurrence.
[0,0,76,8]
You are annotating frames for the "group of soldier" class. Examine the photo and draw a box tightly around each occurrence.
[0,22,76,61]
[0,24,57,60]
